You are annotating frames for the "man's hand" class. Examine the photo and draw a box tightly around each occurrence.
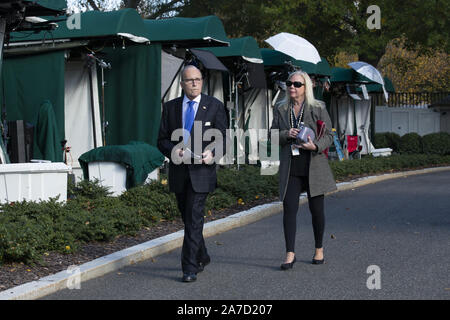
[202,150,214,164]
[175,148,184,159]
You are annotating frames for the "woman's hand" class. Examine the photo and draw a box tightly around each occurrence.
[288,128,300,139]
[299,136,318,151]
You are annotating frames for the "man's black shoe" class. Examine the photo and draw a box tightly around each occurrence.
[182,273,197,282]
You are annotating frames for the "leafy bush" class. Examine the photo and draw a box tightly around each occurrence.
[68,178,112,199]
[374,132,401,152]
[422,132,450,155]
[205,188,236,212]
[120,181,179,223]
[373,133,388,149]
[399,133,423,154]
[216,165,278,203]
[2,157,450,265]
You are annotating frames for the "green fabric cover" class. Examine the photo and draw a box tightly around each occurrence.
[35,100,63,162]
[199,36,262,60]
[143,15,228,44]
[0,50,65,160]
[78,141,165,189]
[9,9,150,43]
[100,43,162,147]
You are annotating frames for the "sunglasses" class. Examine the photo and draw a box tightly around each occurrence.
[286,81,305,88]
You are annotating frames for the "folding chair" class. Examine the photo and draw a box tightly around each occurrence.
[344,135,362,159]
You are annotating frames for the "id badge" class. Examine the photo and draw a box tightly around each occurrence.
[291,144,300,156]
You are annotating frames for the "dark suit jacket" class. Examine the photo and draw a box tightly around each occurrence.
[157,94,228,193]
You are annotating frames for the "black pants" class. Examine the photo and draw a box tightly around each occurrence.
[175,171,210,273]
[283,175,325,252]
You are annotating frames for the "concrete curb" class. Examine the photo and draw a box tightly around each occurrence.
[1,166,449,300]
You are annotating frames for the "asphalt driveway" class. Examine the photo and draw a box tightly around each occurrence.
[42,170,450,300]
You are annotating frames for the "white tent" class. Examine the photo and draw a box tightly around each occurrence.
[64,61,103,177]
[330,94,374,155]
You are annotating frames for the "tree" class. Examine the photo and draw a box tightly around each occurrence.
[68,0,449,70]
[177,0,449,67]
[378,37,450,93]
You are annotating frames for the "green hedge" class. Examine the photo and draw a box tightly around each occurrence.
[399,133,423,154]
[375,131,450,156]
[422,132,450,155]
[373,132,401,152]
[1,155,450,264]
[329,154,450,181]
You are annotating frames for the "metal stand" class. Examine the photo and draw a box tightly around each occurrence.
[87,53,111,146]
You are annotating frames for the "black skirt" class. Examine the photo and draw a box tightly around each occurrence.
[290,149,311,177]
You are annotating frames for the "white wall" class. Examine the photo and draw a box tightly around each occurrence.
[375,106,440,136]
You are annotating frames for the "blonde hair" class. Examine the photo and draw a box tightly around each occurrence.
[282,70,319,108]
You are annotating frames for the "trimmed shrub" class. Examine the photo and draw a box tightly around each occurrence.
[373,133,388,149]
[373,132,401,153]
[422,132,450,155]
[385,132,401,153]
[399,133,423,154]
[119,180,179,223]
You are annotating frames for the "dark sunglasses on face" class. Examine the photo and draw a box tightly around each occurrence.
[286,81,304,88]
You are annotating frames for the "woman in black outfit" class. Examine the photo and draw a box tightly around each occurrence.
[270,71,337,269]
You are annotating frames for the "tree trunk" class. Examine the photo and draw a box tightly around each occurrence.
[125,0,140,9]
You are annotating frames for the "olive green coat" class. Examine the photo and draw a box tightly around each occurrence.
[271,100,337,200]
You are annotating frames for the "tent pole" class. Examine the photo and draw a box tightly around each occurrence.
[101,67,106,146]
[162,61,185,103]
[0,18,5,81]
[235,75,239,170]
[0,18,7,155]
[87,63,98,149]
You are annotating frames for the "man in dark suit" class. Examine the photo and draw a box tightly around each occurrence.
[157,65,227,282]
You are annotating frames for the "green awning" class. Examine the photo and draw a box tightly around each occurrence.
[199,36,263,63]
[356,77,395,93]
[260,48,331,76]
[293,59,316,75]
[9,9,150,44]
[260,48,295,66]
[315,57,332,77]
[143,15,228,47]
[330,67,374,83]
